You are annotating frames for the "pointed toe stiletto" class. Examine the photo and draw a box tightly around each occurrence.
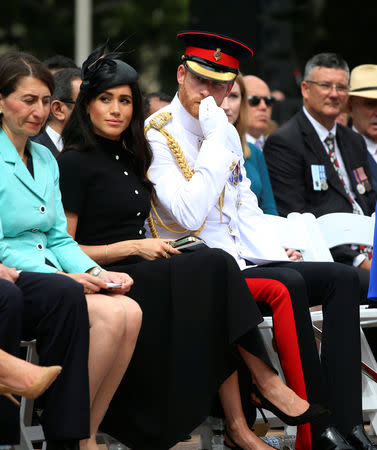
[251,384,330,426]
[0,365,62,405]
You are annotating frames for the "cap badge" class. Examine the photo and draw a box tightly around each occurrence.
[213,48,222,61]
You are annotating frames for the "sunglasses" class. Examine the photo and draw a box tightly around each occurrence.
[248,95,275,107]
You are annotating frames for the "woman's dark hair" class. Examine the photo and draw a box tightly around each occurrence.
[61,60,154,197]
[0,52,54,125]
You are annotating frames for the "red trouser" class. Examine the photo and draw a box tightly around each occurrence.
[245,278,311,450]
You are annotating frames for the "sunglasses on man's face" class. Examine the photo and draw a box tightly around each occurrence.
[247,95,276,107]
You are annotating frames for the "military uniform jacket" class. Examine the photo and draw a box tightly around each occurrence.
[146,94,288,269]
[263,109,376,265]
[0,128,95,273]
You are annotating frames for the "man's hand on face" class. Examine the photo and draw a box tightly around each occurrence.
[0,264,19,283]
[199,96,229,141]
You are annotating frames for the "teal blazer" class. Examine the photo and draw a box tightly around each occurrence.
[0,128,95,273]
[244,143,278,215]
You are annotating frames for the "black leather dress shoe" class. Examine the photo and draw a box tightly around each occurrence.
[45,440,80,450]
[346,424,377,449]
[314,426,354,450]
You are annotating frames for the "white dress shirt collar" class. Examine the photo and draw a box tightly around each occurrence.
[303,106,337,143]
[245,132,265,147]
[45,125,63,152]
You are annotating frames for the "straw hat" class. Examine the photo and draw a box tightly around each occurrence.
[349,64,377,99]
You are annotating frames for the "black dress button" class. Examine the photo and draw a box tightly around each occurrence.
[39,205,46,213]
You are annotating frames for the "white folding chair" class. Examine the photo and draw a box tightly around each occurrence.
[263,212,333,263]
[316,212,375,248]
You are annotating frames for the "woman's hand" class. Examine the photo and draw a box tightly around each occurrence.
[99,270,134,294]
[57,271,108,294]
[285,248,303,261]
[135,238,181,260]
[0,264,19,283]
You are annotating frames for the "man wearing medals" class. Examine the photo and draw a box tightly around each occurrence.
[146,32,377,450]
[263,53,376,299]
[348,64,377,194]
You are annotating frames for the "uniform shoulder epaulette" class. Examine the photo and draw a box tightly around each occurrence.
[145,112,172,133]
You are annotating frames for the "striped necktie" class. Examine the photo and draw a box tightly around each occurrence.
[324,132,372,259]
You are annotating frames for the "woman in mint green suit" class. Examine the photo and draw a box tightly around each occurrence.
[0,52,141,450]
[0,127,97,273]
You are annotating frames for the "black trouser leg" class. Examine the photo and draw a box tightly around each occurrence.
[271,262,362,437]
[18,272,91,441]
[243,262,362,442]
[243,265,325,447]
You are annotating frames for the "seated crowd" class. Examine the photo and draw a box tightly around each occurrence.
[0,30,376,450]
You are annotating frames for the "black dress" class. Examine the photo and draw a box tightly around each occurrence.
[58,136,269,449]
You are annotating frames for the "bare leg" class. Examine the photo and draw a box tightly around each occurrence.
[80,294,142,450]
[238,345,309,417]
[219,372,274,449]
[0,349,46,390]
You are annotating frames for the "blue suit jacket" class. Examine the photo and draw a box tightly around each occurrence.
[0,129,95,273]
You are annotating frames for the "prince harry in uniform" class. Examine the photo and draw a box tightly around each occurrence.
[145,31,376,450]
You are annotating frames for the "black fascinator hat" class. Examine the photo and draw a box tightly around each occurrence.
[80,43,138,97]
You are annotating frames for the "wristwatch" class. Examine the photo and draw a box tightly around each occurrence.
[88,267,103,277]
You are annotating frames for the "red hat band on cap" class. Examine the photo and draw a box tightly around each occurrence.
[185,46,239,70]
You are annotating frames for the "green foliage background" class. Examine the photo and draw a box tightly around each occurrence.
[0,0,190,95]
[1,0,377,98]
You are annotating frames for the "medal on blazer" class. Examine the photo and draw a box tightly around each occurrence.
[319,165,328,190]
[229,161,243,186]
[352,167,371,194]
[311,164,328,191]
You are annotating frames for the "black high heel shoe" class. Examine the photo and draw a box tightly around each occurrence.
[251,384,330,426]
